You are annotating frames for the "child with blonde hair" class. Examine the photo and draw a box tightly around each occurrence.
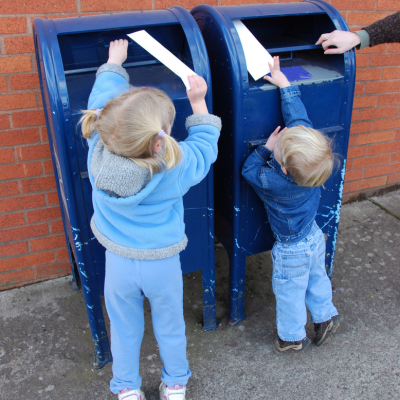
[242,56,341,352]
[80,39,221,400]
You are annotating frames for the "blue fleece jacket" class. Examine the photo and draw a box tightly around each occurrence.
[86,64,221,260]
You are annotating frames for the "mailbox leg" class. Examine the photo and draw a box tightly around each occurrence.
[227,248,247,326]
[201,254,218,331]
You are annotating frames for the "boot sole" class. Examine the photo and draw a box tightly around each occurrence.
[315,315,342,346]
[275,337,311,352]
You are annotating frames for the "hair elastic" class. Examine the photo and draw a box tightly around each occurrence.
[95,108,102,117]
[158,129,166,138]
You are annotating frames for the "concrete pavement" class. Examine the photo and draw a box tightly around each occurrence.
[1,190,400,400]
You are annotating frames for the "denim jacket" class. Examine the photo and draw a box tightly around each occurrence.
[242,86,321,244]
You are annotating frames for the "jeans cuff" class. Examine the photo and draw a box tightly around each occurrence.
[312,312,338,324]
[279,334,307,342]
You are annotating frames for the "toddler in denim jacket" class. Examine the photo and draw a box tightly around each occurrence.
[242,56,341,351]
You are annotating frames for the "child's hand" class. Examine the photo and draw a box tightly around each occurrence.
[265,126,287,152]
[263,56,290,89]
[107,39,128,66]
[187,75,208,114]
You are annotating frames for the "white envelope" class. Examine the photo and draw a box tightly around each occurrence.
[127,30,197,89]
[233,20,274,81]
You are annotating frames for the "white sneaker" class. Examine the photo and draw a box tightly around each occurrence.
[159,382,186,400]
[118,388,146,400]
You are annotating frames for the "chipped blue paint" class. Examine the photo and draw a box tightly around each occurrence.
[71,226,80,232]
[235,239,254,255]
[87,304,94,309]
[209,230,214,239]
[254,226,261,241]
[79,268,88,278]
[234,206,240,212]
[320,213,335,231]
[207,207,214,211]
[84,285,90,292]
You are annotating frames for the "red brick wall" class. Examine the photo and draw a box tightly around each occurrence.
[0,0,399,290]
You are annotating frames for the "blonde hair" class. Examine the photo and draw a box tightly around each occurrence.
[280,125,334,187]
[79,87,181,176]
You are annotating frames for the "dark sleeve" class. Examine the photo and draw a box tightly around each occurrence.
[279,85,313,129]
[363,11,400,47]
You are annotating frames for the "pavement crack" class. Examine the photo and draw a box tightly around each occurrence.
[368,198,400,220]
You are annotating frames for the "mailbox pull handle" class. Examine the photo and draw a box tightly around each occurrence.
[98,38,134,48]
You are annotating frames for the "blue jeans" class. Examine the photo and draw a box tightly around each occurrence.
[272,222,338,342]
[104,251,191,394]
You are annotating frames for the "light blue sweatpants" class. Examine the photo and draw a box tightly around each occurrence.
[104,250,191,394]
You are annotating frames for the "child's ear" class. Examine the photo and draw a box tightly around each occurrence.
[154,138,163,154]
[281,166,288,175]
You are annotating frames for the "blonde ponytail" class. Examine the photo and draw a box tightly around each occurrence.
[79,109,98,139]
[162,134,182,170]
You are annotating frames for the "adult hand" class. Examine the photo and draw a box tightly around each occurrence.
[187,75,208,114]
[263,56,290,89]
[316,30,361,54]
[107,39,128,66]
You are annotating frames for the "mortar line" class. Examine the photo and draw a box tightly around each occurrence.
[368,198,400,220]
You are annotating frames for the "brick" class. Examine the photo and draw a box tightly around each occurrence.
[56,248,69,261]
[378,93,400,106]
[0,128,39,146]
[348,136,356,147]
[350,176,387,192]
[51,220,64,234]
[0,56,32,74]
[360,106,399,120]
[43,160,54,174]
[16,144,50,162]
[0,212,24,229]
[0,77,7,92]
[0,17,27,34]
[388,173,400,184]
[366,81,400,94]
[0,241,28,257]
[357,130,395,145]
[47,191,59,205]
[368,141,400,155]
[81,0,151,11]
[370,54,400,67]
[0,0,76,14]
[0,251,55,273]
[354,83,364,95]
[21,176,57,194]
[388,43,400,53]
[0,194,46,213]
[347,12,390,26]
[353,154,391,169]
[373,117,400,131]
[377,0,400,10]
[0,181,19,197]
[350,121,372,134]
[0,161,42,181]
[344,169,363,182]
[356,68,382,81]
[347,146,367,159]
[0,268,35,289]
[0,114,9,129]
[356,55,368,68]
[157,0,217,7]
[346,159,353,171]
[0,148,14,164]
[330,0,375,10]
[0,93,36,111]
[10,73,40,90]
[4,36,35,55]
[27,206,61,223]
[351,109,359,122]
[12,110,45,127]
[383,67,400,80]
[0,223,48,243]
[353,96,377,109]
[392,152,400,162]
[358,43,387,55]
[41,127,48,142]
[35,261,70,279]
[30,234,66,252]
[343,182,350,194]
[364,163,400,178]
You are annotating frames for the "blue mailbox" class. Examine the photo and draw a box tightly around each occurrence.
[33,7,218,368]
[191,1,355,325]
